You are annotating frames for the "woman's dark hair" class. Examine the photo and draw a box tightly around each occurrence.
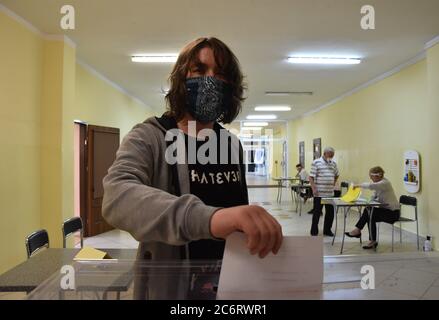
[165,37,246,124]
[296,163,302,168]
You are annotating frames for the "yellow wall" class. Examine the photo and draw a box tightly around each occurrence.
[426,43,439,247]
[74,64,153,138]
[0,9,155,274]
[40,40,72,248]
[288,57,439,244]
[59,63,155,231]
[0,11,43,274]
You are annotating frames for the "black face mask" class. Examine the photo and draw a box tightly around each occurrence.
[185,76,233,123]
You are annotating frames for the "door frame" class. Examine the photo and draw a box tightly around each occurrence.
[74,121,89,236]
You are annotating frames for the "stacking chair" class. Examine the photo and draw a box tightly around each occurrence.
[340,181,350,196]
[62,216,84,248]
[392,195,420,251]
[376,195,420,252]
[25,229,49,258]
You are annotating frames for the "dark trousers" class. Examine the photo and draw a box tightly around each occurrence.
[311,197,334,234]
[356,208,400,241]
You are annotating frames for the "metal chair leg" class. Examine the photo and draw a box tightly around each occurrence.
[374,219,379,252]
[399,221,402,243]
[376,223,380,243]
[392,224,395,252]
[416,219,420,250]
[279,182,282,203]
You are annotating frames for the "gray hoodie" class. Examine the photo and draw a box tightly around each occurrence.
[102,115,246,299]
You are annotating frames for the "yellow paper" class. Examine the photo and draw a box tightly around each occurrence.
[73,246,113,261]
[341,185,361,203]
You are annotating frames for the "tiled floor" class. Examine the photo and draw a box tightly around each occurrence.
[81,186,421,256]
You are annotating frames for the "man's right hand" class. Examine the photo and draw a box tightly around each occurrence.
[210,205,283,258]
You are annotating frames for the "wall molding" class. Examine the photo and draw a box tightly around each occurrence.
[425,35,439,50]
[295,33,439,120]
[0,3,77,48]
[77,59,152,110]
[300,51,427,119]
[1,3,152,111]
[43,34,77,49]
[0,3,42,35]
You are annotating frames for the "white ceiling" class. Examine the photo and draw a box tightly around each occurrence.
[2,0,439,120]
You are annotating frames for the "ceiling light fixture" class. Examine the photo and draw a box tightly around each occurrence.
[265,91,313,96]
[132,54,178,63]
[243,122,269,127]
[287,57,361,65]
[246,115,277,120]
[241,127,264,131]
[254,106,291,112]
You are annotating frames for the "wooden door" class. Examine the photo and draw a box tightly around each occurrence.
[86,125,120,236]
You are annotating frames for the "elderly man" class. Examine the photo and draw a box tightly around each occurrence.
[309,147,339,236]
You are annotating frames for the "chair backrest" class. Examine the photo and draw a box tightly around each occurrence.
[399,195,418,220]
[340,181,349,189]
[400,195,417,207]
[25,229,49,258]
[340,181,349,195]
[62,217,83,248]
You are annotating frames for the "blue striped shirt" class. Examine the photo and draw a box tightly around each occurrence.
[309,157,339,197]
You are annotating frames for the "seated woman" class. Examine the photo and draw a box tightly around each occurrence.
[345,166,400,249]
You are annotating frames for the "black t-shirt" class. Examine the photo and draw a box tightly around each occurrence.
[185,127,248,259]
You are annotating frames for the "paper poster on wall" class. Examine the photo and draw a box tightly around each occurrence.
[313,138,321,160]
[403,150,420,193]
[299,141,305,167]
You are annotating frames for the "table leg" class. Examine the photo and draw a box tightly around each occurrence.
[276,181,281,203]
[290,187,294,206]
[369,207,377,252]
[299,189,302,216]
[295,187,299,213]
[279,181,283,203]
[340,207,348,254]
[332,205,339,246]
[357,206,362,244]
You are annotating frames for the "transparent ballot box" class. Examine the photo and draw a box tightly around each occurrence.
[26,252,439,300]
[27,260,222,300]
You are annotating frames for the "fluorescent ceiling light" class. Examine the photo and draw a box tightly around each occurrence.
[265,91,313,96]
[243,122,269,127]
[246,114,277,120]
[287,57,361,65]
[132,54,178,63]
[255,106,291,112]
[241,127,264,131]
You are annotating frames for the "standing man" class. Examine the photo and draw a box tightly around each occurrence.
[309,147,339,236]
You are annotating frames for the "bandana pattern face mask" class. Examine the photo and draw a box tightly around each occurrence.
[186,76,232,123]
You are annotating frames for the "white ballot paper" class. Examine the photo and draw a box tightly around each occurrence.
[217,233,323,300]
